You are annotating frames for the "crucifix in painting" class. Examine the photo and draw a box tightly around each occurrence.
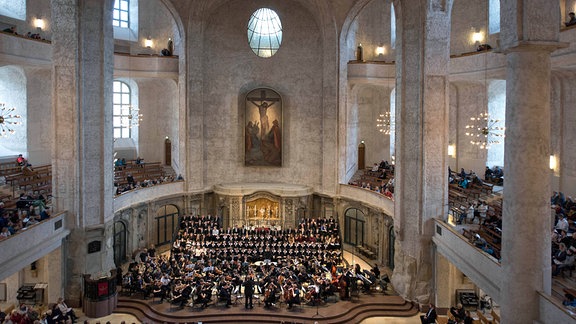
[245,88,282,166]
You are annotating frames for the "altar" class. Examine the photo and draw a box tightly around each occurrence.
[213,183,314,229]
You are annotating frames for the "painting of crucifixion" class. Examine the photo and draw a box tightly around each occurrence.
[245,88,282,166]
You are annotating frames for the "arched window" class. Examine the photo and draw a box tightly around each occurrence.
[390,3,396,49]
[344,208,365,246]
[247,8,283,58]
[489,0,500,34]
[0,0,25,20]
[113,81,132,139]
[113,221,127,267]
[156,205,179,246]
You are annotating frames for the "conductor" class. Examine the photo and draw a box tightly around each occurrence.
[244,274,255,309]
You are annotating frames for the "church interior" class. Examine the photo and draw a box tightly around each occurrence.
[0,0,575,323]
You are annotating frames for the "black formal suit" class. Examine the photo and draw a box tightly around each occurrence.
[244,277,255,308]
[420,307,437,323]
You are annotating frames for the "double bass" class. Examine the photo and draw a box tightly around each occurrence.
[338,274,348,299]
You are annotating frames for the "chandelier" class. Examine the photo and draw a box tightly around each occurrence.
[376,111,394,135]
[121,105,142,128]
[0,103,22,137]
[465,112,505,149]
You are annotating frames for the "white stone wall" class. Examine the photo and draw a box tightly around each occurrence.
[199,1,324,188]
[357,85,392,166]
[136,0,181,56]
[25,67,52,165]
[450,81,488,174]
[352,0,396,62]
[0,65,27,154]
[450,0,499,55]
[136,78,178,165]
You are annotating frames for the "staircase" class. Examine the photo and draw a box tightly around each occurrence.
[115,294,419,324]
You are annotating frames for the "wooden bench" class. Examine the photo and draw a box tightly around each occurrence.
[490,310,500,324]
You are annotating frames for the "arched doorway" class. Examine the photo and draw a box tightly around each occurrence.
[388,226,395,269]
[113,221,127,267]
[156,204,179,246]
[358,142,366,170]
[344,208,365,246]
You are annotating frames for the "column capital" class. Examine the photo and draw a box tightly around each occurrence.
[502,40,568,54]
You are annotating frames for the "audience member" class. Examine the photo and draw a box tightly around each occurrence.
[566,12,576,27]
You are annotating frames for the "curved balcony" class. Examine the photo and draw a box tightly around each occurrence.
[432,219,501,303]
[339,184,394,216]
[0,212,69,281]
[0,32,52,67]
[113,181,185,213]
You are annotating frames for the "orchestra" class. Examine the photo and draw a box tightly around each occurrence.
[120,214,386,311]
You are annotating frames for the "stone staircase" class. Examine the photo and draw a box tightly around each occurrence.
[114,294,418,324]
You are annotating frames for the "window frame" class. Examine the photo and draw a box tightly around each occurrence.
[113,80,133,139]
[247,8,283,58]
[113,0,130,29]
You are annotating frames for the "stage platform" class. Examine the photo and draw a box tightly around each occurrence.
[115,292,418,324]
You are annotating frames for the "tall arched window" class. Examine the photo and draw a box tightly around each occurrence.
[113,80,132,139]
[344,208,365,246]
[156,205,179,246]
[113,221,127,267]
[390,3,396,49]
[489,0,500,34]
[247,8,283,58]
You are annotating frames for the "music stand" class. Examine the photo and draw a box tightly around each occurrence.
[312,295,323,318]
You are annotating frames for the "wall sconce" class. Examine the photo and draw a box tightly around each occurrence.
[448,144,456,158]
[144,37,153,48]
[376,45,386,56]
[34,18,44,30]
[550,155,557,170]
[471,28,484,44]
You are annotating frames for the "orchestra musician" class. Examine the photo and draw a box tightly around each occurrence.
[285,282,301,309]
[218,279,233,307]
[263,281,278,308]
[171,281,193,308]
[195,281,213,308]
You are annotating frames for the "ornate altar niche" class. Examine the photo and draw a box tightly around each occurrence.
[244,192,283,228]
[213,183,312,230]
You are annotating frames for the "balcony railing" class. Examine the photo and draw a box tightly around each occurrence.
[432,219,502,303]
[0,212,69,281]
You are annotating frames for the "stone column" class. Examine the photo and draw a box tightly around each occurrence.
[499,1,562,322]
[52,0,114,306]
[391,0,451,303]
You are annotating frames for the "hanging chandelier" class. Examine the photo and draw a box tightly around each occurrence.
[465,112,505,149]
[376,111,394,135]
[122,105,142,128]
[0,103,22,137]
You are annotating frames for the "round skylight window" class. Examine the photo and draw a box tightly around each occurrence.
[247,8,283,58]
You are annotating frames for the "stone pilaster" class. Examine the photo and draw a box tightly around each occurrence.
[51,0,114,306]
[499,1,562,322]
[391,0,451,303]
